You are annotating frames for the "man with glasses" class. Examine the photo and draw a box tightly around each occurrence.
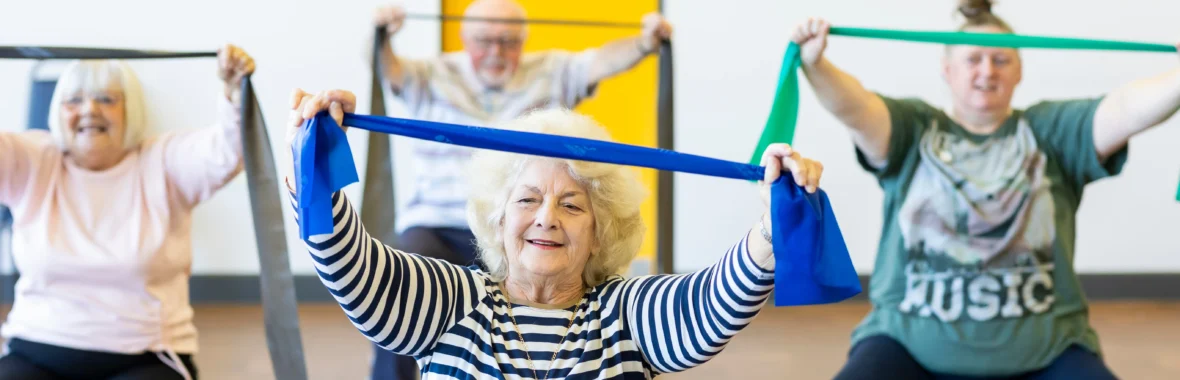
[366,1,672,379]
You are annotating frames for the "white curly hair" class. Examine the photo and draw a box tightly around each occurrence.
[465,108,648,286]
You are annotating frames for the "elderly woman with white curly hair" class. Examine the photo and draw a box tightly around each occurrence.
[285,89,825,379]
[0,46,254,380]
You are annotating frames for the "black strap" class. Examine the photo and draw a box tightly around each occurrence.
[0,206,11,302]
[361,27,401,246]
[656,40,675,275]
[0,46,216,59]
[405,14,642,29]
[240,77,310,380]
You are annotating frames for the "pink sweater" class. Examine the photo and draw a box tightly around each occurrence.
[0,96,242,355]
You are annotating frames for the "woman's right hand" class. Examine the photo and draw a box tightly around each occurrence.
[791,17,831,66]
[285,89,356,189]
[374,4,407,36]
[287,88,355,146]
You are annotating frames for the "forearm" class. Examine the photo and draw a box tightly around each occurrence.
[586,36,653,84]
[0,132,34,205]
[380,37,406,90]
[223,83,241,108]
[1094,67,1180,159]
[745,215,775,271]
[625,233,774,373]
[212,93,245,161]
[801,57,892,163]
[290,189,482,355]
[802,57,885,128]
[160,95,245,204]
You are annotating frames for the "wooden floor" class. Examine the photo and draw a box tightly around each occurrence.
[187,301,1178,379]
[4,301,1178,379]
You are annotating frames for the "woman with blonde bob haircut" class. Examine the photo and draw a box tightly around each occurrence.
[287,88,827,380]
[0,45,255,380]
[46,60,149,155]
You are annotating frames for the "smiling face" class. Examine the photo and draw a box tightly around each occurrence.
[49,60,145,171]
[942,25,1023,115]
[460,0,527,88]
[60,85,128,166]
[501,160,597,282]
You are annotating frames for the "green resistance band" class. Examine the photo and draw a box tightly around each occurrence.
[748,27,1177,194]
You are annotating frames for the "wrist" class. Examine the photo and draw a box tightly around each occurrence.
[381,24,400,37]
[802,55,832,73]
[224,88,242,106]
[801,55,822,70]
[758,215,772,243]
[284,175,296,193]
[636,37,654,55]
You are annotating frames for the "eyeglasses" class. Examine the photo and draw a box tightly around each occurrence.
[62,93,122,109]
[470,36,524,50]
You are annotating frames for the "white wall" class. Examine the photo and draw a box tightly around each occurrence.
[667,0,1180,273]
[3,0,1178,277]
[0,0,440,275]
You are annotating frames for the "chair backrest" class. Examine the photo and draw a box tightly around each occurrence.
[27,62,60,132]
[0,209,10,236]
[0,205,10,303]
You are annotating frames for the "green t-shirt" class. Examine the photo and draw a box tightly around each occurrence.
[850,95,1129,376]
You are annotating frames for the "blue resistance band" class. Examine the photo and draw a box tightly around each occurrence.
[292,112,862,307]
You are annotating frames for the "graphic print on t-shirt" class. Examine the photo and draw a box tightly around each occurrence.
[895,119,1057,322]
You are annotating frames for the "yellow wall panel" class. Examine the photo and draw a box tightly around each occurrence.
[442,0,660,266]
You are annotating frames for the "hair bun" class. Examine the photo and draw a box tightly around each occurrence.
[959,0,994,19]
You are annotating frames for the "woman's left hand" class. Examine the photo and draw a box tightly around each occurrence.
[218,44,256,102]
[748,143,822,257]
[758,143,824,209]
[639,12,673,53]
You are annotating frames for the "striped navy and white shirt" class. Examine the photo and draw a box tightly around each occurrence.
[295,191,775,379]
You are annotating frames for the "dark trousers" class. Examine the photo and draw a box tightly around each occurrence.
[833,335,1118,380]
[0,338,197,380]
[368,227,480,380]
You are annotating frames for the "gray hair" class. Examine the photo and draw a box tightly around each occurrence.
[47,60,148,152]
[465,108,647,287]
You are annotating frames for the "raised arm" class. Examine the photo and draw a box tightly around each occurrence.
[290,189,485,355]
[160,44,254,206]
[618,233,773,374]
[794,18,892,168]
[584,12,673,84]
[619,144,822,373]
[285,88,485,355]
[372,5,442,112]
[1093,51,1180,161]
[374,5,410,91]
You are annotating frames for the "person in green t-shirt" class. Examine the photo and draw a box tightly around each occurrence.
[791,0,1180,379]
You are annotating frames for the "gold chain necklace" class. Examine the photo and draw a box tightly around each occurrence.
[504,295,580,380]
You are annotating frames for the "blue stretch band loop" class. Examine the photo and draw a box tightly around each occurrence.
[293,112,862,306]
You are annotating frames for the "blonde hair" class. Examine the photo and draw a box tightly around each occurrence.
[465,109,647,286]
[957,0,1014,33]
[47,60,148,152]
